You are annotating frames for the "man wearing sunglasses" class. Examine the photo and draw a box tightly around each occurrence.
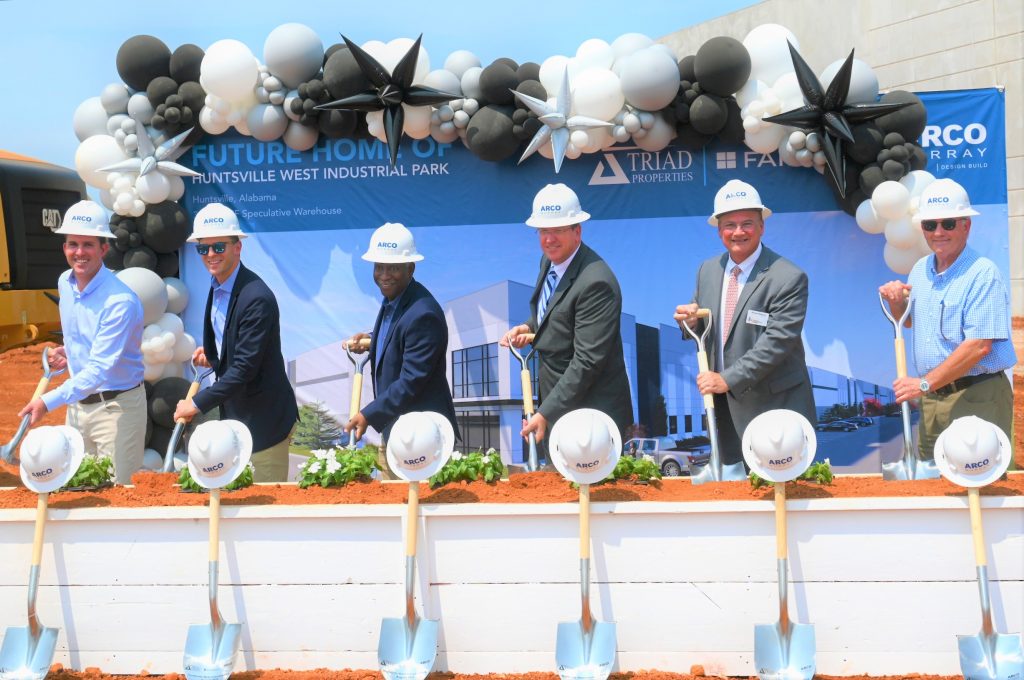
[879,178,1016,462]
[173,203,298,481]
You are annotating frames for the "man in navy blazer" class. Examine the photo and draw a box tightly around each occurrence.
[345,222,458,478]
[174,203,298,481]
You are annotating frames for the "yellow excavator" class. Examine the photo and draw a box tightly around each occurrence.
[0,150,86,352]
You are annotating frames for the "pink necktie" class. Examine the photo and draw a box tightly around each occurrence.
[723,265,741,340]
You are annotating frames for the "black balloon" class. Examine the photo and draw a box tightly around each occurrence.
[148,424,174,453]
[178,81,206,114]
[149,377,190,428]
[848,123,884,165]
[155,251,179,278]
[318,109,357,138]
[689,94,728,134]
[466,105,519,162]
[116,35,172,92]
[128,232,144,248]
[123,246,158,270]
[494,57,519,71]
[694,36,751,97]
[875,91,927,141]
[514,79,546,105]
[479,63,518,106]
[140,201,190,254]
[324,43,347,64]
[675,124,713,149]
[147,77,179,107]
[719,99,745,144]
[114,229,131,250]
[677,55,697,83]
[516,62,541,83]
[512,108,529,125]
[145,415,153,447]
[908,143,927,170]
[169,44,204,84]
[859,164,884,195]
[882,159,906,180]
[103,246,125,271]
[323,48,371,101]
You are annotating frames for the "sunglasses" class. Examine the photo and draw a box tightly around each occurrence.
[195,241,231,256]
[921,218,959,232]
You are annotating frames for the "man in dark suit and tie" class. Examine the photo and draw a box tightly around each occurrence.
[344,222,458,479]
[674,180,816,466]
[173,203,298,482]
[501,183,633,444]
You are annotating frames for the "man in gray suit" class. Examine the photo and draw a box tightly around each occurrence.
[501,183,633,444]
[674,179,816,466]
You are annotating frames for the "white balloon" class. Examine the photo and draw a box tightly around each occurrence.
[75,135,130,189]
[633,114,675,151]
[744,124,787,154]
[199,106,230,135]
[117,267,168,325]
[460,66,483,100]
[571,68,623,121]
[164,277,189,314]
[884,217,917,249]
[461,99,479,116]
[73,97,111,141]
[452,110,470,128]
[423,69,462,96]
[612,125,630,143]
[144,361,164,383]
[444,50,481,79]
[618,47,680,111]
[106,114,129,137]
[743,24,800,85]
[98,188,115,210]
[149,335,167,353]
[160,360,184,380]
[135,172,171,204]
[772,72,804,111]
[570,130,590,148]
[126,93,155,124]
[778,140,801,167]
[173,333,197,363]
[156,346,175,364]
[283,120,319,151]
[201,39,260,101]
[820,57,879,105]
[402,104,433,139]
[365,110,386,142]
[100,83,130,115]
[429,122,460,144]
[156,312,185,337]
[899,170,936,198]
[263,23,324,89]
[130,200,146,218]
[788,130,807,150]
[734,79,767,110]
[871,180,911,221]
[246,103,289,141]
[582,127,612,153]
[167,175,185,201]
[142,324,161,341]
[539,55,570,95]
[883,242,922,275]
[610,33,654,61]
[622,113,641,134]
[575,39,616,72]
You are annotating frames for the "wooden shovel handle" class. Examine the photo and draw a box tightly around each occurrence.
[968,488,987,567]
[208,488,221,562]
[31,493,49,568]
[775,483,788,560]
[520,369,534,415]
[579,484,590,560]
[694,308,711,319]
[696,351,714,410]
[347,338,371,351]
[894,338,908,379]
[405,482,419,558]
[349,373,363,420]
[175,381,202,426]
[30,376,51,402]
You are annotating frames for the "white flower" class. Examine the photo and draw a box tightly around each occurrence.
[308,461,322,474]
[313,448,330,460]
[642,454,655,463]
[326,458,341,474]
[452,451,463,461]
[486,448,497,456]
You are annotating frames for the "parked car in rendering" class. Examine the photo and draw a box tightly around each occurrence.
[815,420,858,432]
[845,416,875,428]
[623,437,711,477]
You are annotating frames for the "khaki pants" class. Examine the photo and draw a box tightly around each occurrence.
[66,385,146,485]
[919,373,1014,467]
[251,424,296,483]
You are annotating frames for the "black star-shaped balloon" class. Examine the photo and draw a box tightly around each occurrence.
[316,34,460,166]
[764,42,912,198]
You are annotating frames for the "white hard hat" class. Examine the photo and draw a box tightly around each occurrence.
[187,420,253,489]
[386,411,454,481]
[187,203,249,242]
[916,178,979,220]
[19,426,85,493]
[742,409,816,483]
[362,222,424,263]
[525,183,591,228]
[54,200,114,238]
[549,408,621,485]
[934,416,1010,488]
[708,179,772,226]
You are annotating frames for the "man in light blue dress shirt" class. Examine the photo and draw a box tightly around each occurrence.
[18,201,146,484]
[879,179,1017,462]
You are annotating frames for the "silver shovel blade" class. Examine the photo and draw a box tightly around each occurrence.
[881,458,941,481]
[183,622,242,680]
[957,632,1024,680]
[691,460,747,485]
[555,620,616,680]
[378,616,438,680]
[0,625,58,680]
[754,622,816,680]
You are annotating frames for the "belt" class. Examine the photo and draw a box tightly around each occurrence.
[80,383,142,405]
[931,372,1003,397]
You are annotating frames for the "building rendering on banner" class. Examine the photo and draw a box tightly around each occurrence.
[287,278,895,467]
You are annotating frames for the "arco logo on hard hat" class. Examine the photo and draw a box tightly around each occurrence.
[70,215,92,223]
[404,455,428,467]
[31,468,54,478]
[203,462,225,473]
[927,196,950,204]
[540,204,562,212]
[964,458,991,472]
[768,456,794,468]
[377,241,398,248]
[725,191,747,199]
[204,217,225,224]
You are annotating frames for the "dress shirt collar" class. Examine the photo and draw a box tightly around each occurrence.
[550,244,581,279]
[69,264,112,298]
[728,243,763,278]
[211,262,241,294]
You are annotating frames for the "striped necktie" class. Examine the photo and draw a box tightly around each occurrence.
[537,266,558,326]
[723,265,742,340]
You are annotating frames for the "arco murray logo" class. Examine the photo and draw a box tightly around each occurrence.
[576,460,600,468]
[204,217,225,224]
[378,241,398,248]
[203,462,225,473]
[725,191,747,199]
[405,456,427,465]
[769,457,793,466]
[539,204,562,212]
[926,196,950,204]
[965,459,989,470]
[920,122,988,170]
[31,468,54,478]
[70,215,92,222]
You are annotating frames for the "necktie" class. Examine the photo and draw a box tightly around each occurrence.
[536,267,558,326]
[723,265,741,340]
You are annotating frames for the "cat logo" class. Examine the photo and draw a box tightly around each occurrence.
[41,208,62,230]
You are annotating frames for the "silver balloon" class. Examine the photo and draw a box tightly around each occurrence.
[618,47,680,111]
[282,120,318,151]
[247,103,289,142]
[263,23,324,89]
[444,50,481,79]
[73,97,110,141]
[100,83,130,115]
[460,66,483,100]
[127,93,155,125]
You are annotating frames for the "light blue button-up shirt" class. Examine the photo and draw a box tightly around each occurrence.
[210,264,241,355]
[907,246,1017,376]
[41,266,145,411]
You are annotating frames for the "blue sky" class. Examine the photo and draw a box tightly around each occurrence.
[0,0,760,167]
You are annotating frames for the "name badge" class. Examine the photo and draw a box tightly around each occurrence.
[746,310,769,327]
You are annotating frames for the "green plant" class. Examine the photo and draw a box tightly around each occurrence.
[429,449,506,488]
[750,459,834,489]
[62,455,113,489]
[611,454,663,483]
[297,445,380,488]
[178,462,254,492]
[822,403,860,421]
[293,401,345,450]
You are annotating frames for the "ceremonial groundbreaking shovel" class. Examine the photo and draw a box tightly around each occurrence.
[163,361,215,473]
[345,337,372,449]
[0,494,58,680]
[1,348,66,464]
[507,332,539,471]
[878,292,939,481]
[681,308,746,484]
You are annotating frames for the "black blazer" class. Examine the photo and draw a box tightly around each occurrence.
[363,278,459,441]
[193,264,299,451]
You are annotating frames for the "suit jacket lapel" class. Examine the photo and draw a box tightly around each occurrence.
[203,286,218,366]
[729,248,774,336]
[375,280,416,371]
[709,253,727,338]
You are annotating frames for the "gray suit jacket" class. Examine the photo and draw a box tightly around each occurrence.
[527,243,633,434]
[692,245,816,439]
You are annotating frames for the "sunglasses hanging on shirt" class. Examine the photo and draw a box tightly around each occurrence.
[921,218,959,232]
[196,242,230,256]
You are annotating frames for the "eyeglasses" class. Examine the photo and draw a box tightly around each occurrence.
[195,242,230,256]
[921,218,959,232]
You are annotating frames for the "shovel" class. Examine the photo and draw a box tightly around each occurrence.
[0,493,59,680]
[879,292,939,481]
[345,337,372,449]
[680,309,746,484]
[555,483,616,680]
[1,348,66,465]
[507,332,539,471]
[163,361,215,473]
[754,482,815,680]
[183,488,241,680]
[956,487,1024,680]
[378,482,438,680]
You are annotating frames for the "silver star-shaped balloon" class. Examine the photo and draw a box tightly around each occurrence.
[100,117,200,178]
[511,67,612,173]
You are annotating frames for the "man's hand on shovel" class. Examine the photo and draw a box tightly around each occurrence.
[16,399,48,427]
[173,399,200,423]
[46,346,68,372]
[344,412,369,441]
[521,412,548,442]
[500,324,532,349]
[346,333,371,353]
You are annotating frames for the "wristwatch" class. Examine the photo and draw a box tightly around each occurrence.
[919,378,930,394]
